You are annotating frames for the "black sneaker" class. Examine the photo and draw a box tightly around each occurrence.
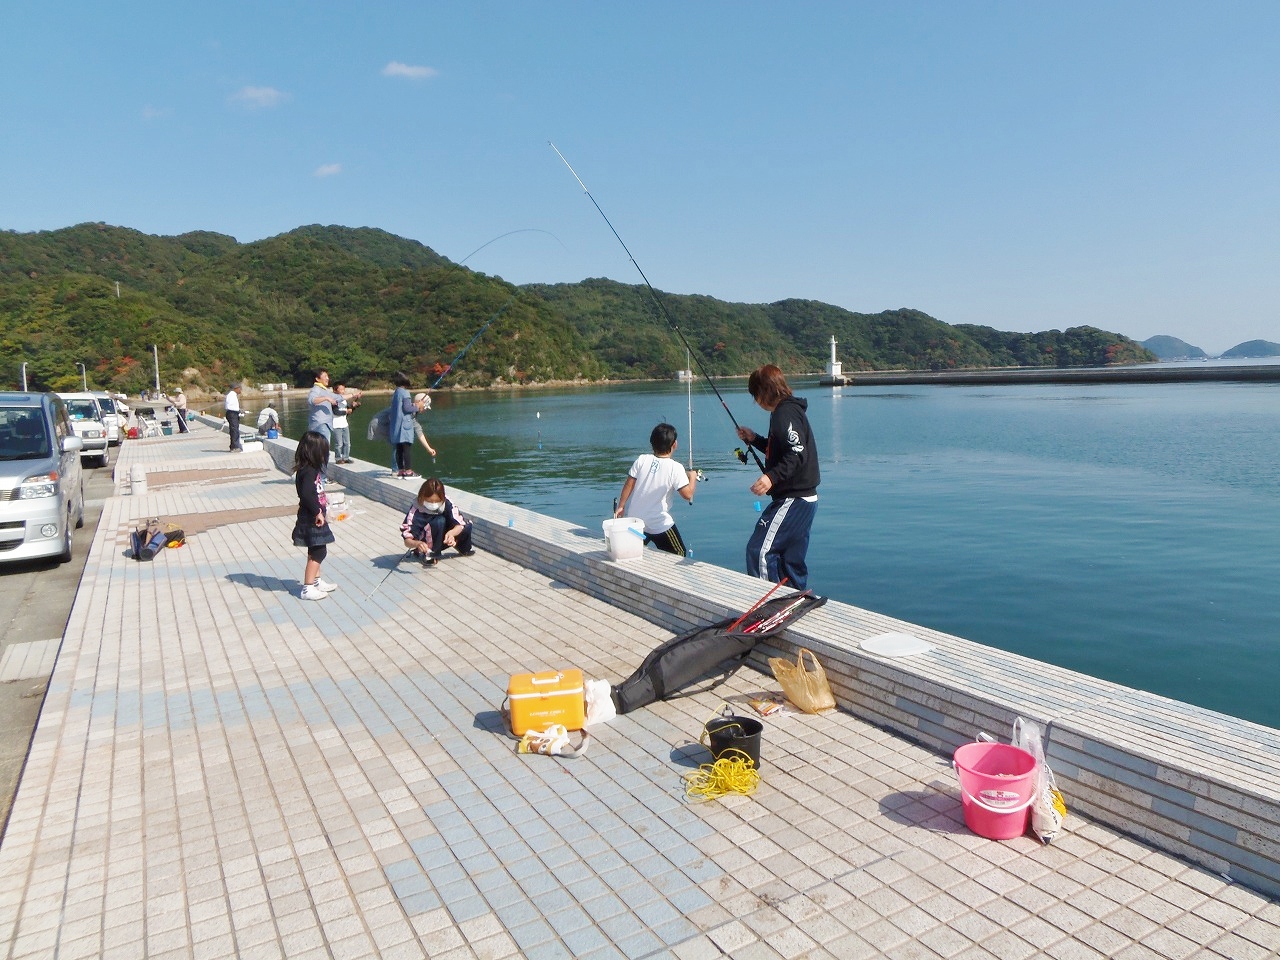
[456,548,475,557]
[419,554,438,567]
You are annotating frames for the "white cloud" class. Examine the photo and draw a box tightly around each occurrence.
[230,86,289,109]
[382,61,437,80]
[141,105,171,121]
[314,163,342,178]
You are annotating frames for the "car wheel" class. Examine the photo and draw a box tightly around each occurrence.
[59,507,73,564]
[98,448,110,468]
[75,481,85,529]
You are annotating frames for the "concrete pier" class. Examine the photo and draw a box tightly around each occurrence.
[0,421,1276,959]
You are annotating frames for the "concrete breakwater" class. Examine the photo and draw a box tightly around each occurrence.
[824,362,1280,386]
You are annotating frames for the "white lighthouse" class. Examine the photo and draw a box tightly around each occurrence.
[823,335,845,385]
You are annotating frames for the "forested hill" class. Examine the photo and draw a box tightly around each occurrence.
[0,222,1155,394]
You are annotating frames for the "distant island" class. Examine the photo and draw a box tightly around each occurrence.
[1221,339,1280,359]
[2,222,1159,395]
[1142,335,1208,360]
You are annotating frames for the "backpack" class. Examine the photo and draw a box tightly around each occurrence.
[367,407,391,442]
[610,592,827,714]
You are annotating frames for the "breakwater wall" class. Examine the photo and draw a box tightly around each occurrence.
[832,363,1280,386]
[247,426,1280,899]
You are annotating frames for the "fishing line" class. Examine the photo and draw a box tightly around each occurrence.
[548,141,767,473]
[379,228,565,381]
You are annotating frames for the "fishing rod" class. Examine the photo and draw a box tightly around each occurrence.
[548,141,767,473]
[366,549,416,599]
[429,294,517,389]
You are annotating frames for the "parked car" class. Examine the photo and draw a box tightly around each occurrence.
[0,392,85,564]
[92,391,123,445]
[56,392,111,468]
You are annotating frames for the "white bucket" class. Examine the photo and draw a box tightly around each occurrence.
[130,464,147,496]
[602,518,645,561]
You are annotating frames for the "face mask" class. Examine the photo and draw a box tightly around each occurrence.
[422,501,445,514]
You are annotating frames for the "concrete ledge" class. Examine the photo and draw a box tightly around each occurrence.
[255,432,1280,898]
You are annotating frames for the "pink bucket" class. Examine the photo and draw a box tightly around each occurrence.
[953,742,1038,840]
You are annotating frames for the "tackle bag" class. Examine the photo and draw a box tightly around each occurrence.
[611,591,827,714]
[366,407,391,442]
[130,518,185,561]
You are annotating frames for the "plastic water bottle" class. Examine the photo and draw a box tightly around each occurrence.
[508,517,514,527]
[754,500,763,512]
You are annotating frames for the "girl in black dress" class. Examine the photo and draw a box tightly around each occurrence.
[293,430,337,600]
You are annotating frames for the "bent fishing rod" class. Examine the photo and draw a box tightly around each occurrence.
[549,141,767,473]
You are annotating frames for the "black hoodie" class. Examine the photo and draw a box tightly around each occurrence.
[747,395,820,499]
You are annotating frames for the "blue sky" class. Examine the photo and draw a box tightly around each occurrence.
[3,2,1278,356]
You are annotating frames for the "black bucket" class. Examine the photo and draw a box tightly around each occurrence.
[704,715,763,770]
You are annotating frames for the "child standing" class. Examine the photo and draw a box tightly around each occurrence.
[400,477,475,565]
[614,423,698,556]
[293,430,337,600]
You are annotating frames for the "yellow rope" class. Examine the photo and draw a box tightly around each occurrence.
[683,748,760,802]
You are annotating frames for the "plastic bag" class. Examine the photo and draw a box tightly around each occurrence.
[1012,717,1067,844]
[768,648,836,714]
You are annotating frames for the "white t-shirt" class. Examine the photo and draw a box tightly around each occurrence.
[225,390,240,413]
[626,454,690,534]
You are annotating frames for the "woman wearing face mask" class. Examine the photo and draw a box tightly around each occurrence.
[399,477,475,565]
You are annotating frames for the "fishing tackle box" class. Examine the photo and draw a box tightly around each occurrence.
[506,668,586,736]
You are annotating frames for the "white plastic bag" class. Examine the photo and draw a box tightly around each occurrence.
[1012,717,1067,844]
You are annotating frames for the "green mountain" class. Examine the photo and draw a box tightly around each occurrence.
[0,222,1156,394]
[1220,339,1280,359]
[1142,335,1209,359]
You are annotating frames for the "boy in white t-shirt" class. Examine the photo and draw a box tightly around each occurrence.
[613,423,698,556]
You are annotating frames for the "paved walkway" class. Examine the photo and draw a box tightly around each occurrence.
[1,424,1277,959]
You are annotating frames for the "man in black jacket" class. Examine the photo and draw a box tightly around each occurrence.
[736,365,820,589]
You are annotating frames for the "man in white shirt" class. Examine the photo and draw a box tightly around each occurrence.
[613,422,698,556]
[225,383,242,451]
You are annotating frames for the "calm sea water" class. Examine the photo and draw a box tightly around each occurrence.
[278,377,1280,729]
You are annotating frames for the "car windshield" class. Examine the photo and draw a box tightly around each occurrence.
[98,398,117,414]
[66,400,100,421]
[0,408,51,461]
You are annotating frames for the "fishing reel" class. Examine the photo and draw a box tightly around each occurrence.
[733,447,749,465]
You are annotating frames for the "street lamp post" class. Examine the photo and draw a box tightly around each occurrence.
[76,362,87,391]
[152,345,161,394]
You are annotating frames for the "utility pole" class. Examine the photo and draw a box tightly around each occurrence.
[76,362,87,391]
[152,345,161,394]
[20,362,27,391]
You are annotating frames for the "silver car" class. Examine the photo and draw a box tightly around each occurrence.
[57,392,111,468]
[0,392,85,564]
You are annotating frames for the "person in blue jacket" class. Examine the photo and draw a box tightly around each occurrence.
[387,372,419,478]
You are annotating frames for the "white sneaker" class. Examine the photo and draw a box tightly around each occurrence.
[300,583,328,601]
[314,577,338,593]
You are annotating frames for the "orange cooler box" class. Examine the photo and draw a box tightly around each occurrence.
[507,669,586,735]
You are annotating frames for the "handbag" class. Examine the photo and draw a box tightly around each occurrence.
[768,647,837,714]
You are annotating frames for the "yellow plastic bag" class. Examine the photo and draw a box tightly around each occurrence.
[768,648,836,714]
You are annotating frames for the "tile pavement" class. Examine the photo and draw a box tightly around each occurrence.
[0,423,1277,959]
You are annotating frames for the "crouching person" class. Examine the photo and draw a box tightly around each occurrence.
[400,477,475,566]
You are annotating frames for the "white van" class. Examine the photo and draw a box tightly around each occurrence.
[57,392,111,468]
